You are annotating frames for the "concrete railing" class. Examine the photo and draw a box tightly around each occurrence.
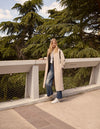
[0,58,100,110]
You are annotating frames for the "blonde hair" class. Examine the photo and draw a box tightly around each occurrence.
[47,38,59,56]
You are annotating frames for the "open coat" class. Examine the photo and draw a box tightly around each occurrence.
[43,48,66,91]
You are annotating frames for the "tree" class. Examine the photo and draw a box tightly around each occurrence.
[16,0,100,59]
[0,0,43,60]
[57,0,100,57]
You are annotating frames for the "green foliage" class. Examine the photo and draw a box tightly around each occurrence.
[0,36,17,60]
[0,73,25,101]
[63,67,91,89]
[0,22,21,35]
[0,0,44,60]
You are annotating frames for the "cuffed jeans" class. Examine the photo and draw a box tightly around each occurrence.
[45,63,62,99]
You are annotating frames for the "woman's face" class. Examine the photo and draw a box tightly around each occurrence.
[52,39,57,49]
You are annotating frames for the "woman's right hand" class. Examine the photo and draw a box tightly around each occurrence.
[38,57,47,60]
[38,58,44,60]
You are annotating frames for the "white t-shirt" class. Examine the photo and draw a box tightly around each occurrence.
[50,50,54,63]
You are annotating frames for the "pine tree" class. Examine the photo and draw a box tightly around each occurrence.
[0,0,43,60]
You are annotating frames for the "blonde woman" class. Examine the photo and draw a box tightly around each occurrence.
[40,38,66,103]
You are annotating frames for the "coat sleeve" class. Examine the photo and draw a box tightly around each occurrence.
[60,50,66,69]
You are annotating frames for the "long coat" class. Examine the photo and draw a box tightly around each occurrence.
[43,48,66,91]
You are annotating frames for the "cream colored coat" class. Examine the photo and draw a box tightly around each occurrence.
[43,48,66,91]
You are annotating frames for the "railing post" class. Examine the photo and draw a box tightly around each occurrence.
[89,63,100,85]
[25,65,39,99]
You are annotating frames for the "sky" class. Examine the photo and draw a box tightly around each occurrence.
[0,0,64,36]
[0,0,63,22]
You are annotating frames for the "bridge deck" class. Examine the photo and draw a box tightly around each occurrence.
[0,89,100,129]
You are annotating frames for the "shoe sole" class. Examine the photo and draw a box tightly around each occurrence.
[51,101,60,104]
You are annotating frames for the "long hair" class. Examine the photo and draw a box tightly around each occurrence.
[47,38,59,56]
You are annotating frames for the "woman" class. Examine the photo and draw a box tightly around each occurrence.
[40,38,66,103]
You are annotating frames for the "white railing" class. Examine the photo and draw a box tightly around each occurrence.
[0,58,100,110]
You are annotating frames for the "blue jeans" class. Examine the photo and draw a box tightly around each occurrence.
[45,63,62,99]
